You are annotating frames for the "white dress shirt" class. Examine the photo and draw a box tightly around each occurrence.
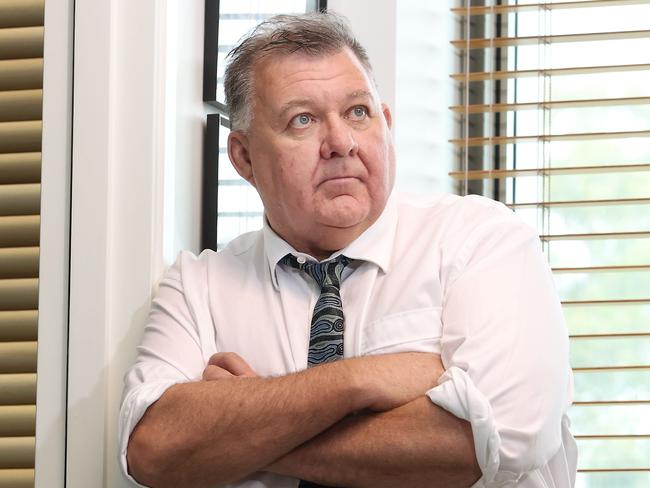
[119,192,577,488]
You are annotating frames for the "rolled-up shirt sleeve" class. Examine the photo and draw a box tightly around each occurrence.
[426,206,573,486]
[118,252,211,486]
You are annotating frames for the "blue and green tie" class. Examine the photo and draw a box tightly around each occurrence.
[283,254,352,488]
[284,254,352,366]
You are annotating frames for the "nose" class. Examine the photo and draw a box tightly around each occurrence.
[320,118,359,160]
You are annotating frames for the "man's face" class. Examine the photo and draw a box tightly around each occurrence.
[228,48,395,259]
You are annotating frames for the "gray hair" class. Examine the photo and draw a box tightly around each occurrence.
[224,11,374,131]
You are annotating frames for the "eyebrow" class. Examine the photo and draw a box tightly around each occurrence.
[278,98,314,119]
[345,89,373,102]
[278,90,374,118]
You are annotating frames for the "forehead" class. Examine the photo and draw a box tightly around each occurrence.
[252,48,378,108]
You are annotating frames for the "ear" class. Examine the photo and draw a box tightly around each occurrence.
[228,131,256,188]
[381,103,393,130]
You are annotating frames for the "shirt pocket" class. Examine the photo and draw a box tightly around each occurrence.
[361,307,443,355]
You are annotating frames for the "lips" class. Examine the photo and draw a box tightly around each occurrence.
[318,172,364,185]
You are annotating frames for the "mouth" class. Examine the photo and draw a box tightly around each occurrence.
[320,176,360,185]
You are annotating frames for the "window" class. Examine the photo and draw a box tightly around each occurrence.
[451,1,650,485]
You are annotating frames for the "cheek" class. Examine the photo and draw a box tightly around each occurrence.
[361,135,393,185]
[272,152,316,203]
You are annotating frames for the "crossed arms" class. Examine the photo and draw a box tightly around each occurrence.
[124,210,571,488]
[126,351,481,488]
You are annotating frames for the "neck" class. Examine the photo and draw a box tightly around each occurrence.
[270,222,368,261]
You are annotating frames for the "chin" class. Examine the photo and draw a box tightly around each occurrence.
[318,209,368,229]
[318,195,372,225]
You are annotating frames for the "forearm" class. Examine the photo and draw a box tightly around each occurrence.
[127,363,363,488]
[266,396,481,488]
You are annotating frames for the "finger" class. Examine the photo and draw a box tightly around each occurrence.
[207,352,258,377]
[202,365,234,381]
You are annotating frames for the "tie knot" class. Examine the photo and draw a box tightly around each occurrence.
[283,254,352,288]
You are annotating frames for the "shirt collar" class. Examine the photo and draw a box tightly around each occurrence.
[264,194,398,290]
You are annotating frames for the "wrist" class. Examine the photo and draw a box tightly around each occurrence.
[336,356,377,413]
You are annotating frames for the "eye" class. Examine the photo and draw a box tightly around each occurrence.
[349,106,368,120]
[289,113,313,128]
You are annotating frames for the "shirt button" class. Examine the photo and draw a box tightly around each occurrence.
[297,256,306,264]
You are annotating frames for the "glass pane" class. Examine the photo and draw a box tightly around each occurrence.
[215,0,319,105]
[573,370,650,402]
[547,238,650,269]
[216,123,263,249]
[570,337,650,369]
[569,404,650,436]
[217,184,263,214]
[513,5,650,36]
[577,438,650,470]
[514,203,650,236]
[563,303,650,336]
[554,270,650,302]
[576,471,650,488]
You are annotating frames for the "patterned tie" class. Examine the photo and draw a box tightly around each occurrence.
[283,254,352,488]
[283,254,352,367]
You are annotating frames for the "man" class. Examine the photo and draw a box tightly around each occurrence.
[120,12,576,488]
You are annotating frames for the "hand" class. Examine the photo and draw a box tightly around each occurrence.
[347,352,444,412]
[202,352,259,380]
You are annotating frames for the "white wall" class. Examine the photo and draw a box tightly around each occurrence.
[36,0,74,485]
[328,0,397,112]
[65,0,207,486]
[67,1,164,486]
[395,0,455,195]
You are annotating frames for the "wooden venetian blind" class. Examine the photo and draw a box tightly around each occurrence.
[451,1,650,485]
[0,0,44,487]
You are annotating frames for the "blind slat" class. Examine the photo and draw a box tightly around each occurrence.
[450,96,650,113]
[0,247,38,279]
[509,197,650,208]
[0,153,41,184]
[0,121,42,153]
[452,0,650,15]
[0,374,36,405]
[449,129,650,146]
[449,163,650,180]
[452,30,650,49]
[563,298,650,305]
[574,400,650,405]
[0,279,38,311]
[0,59,42,91]
[0,311,37,342]
[555,265,650,273]
[0,90,41,122]
[571,332,650,338]
[0,27,43,61]
[0,0,44,29]
[0,468,33,488]
[451,164,650,179]
[0,406,34,436]
[573,365,650,372]
[0,216,39,247]
[451,63,650,82]
[0,437,33,468]
[541,231,650,241]
[0,184,40,215]
[576,434,650,440]
[0,342,36,374]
